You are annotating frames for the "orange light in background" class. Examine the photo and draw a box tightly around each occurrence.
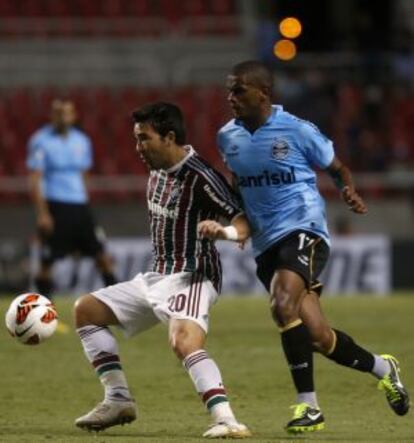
[279,17,302,39]
[273,39,297,61]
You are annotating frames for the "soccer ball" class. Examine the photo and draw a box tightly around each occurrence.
[5,293,58,345]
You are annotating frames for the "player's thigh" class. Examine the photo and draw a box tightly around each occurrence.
[149,272,218,334]
[91,276,160,337]
[75,293,119,327]
[257,231,329,296]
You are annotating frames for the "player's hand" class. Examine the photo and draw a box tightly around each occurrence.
[37,212,54,234]
[342,186,367,214]
[197,220,226,240]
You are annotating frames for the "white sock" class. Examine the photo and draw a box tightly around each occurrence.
[372,355,391,379]
[77,325,132,402]
[297,392,319,409]
[183,349,236,423]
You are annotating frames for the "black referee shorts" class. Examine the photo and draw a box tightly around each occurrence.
[255,230,330,296]
[39,201,104,264]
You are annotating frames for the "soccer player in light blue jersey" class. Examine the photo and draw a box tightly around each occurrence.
[199,61,409,434]
[27,99,117,298]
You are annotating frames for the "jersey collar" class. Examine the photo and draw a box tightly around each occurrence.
[234,104,282,130]
[266,104,283,125]
[165,145,195,173]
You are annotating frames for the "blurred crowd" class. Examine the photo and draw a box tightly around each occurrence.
[1,76,412,183]
[276,72,414,173]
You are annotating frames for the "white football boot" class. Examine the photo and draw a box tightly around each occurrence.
[203,419,252,439]
[75,400,137,431]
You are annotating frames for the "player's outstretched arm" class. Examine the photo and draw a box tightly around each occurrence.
[326,157,367,214]
[198,213,251,242]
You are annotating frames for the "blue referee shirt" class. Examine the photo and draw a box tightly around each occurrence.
[27,124,93,204]
[218,105,334,257]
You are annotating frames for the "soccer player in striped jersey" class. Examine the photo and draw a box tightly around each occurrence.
[73,102,251,439]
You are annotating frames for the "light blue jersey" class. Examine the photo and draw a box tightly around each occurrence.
[27,124,92,204]
[218,105,334,257]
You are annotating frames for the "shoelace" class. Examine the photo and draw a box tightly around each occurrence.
[93,402,111,414]
[379,377,401,403]
[290,404,309,420]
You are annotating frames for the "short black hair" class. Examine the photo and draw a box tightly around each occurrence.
[231,60,274,96]
[132,102,186,145]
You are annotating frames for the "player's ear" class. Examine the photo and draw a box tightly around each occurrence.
[165,130,176,145]
[259,86,271,101]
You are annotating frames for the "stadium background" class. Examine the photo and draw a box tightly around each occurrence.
[0,0,413,295]
[0,2,414,443]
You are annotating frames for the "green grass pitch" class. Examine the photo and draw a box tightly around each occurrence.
[1,294,413,443]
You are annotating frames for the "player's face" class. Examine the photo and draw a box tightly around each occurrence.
[134,122,170,170]
[226,74,265,120]
[51,101,76,131]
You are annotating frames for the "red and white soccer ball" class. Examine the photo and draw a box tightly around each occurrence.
[5,293,58,345]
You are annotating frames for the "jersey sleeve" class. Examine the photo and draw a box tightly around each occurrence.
[26,134,45,171]
[216,128,235,173]
[216,130,226,163]
[300,122,335,169]
[198,167,243,221]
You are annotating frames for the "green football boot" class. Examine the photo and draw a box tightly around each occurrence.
[286,403,325,434]
[378,354,410,416]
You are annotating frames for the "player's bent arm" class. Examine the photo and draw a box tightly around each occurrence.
[28,171,53,232]
[326,156,367,214]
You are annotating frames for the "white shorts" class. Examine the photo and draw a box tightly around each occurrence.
[92,272,218,337]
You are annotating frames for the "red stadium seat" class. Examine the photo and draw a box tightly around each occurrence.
[77,0,102,17]
[127,0,152,17]
[158,0,181,28]
[19,0,46,17]
[183,0,207,17]
[0,0,17,16]
[209,0,235,15]
[44,0,73,17]
[101,0,123,17]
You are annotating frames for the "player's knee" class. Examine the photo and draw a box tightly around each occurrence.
[74,294,100,328]
[169,327,200,360]
[270,289,299,326]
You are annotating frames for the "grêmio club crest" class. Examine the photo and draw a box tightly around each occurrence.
[271,138,290,160]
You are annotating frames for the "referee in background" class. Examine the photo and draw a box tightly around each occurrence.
[27,99,117,299]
